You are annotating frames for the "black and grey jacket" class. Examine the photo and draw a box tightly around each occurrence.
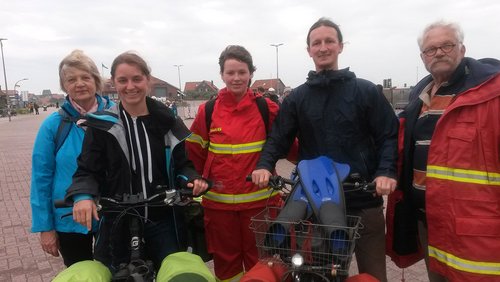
[66,97,199,219]
[257,68,398,210]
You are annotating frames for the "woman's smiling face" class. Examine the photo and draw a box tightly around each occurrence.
[221,58,252,98]
[113,63,150,107]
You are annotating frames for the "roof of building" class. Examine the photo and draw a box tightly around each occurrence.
[184,80,218,92]
[250,78,285,91]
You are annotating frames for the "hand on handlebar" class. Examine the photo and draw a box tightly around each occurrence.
[251,169,273,189]
[373,176,397,196]
[187,178,210,196]
[73,199,99,231]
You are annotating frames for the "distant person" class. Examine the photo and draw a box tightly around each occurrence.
[34,103,40,115]
[260,88,280,106]
[388,20,500,282]
[268,93,280,105]
[171,101,178,116]
[30,49,113,267]
[186,45,281,281]
[64,51,209,272]
[251,17,398,282]
[280,87,292,103]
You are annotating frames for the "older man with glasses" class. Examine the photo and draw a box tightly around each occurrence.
[387,20,500,282]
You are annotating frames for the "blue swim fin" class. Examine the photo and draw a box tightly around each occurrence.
[297,156,348,216]
[296,156,350,254]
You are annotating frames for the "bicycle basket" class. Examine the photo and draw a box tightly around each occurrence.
[250,206,361,276]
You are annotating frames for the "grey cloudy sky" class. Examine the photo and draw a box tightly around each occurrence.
[2,0,500,95]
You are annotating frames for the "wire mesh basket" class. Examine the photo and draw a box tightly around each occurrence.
[250,206,361,277]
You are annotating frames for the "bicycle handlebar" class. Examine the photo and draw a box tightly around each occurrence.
[245,175,295,186]
[245,174,376,193]
[55,185,209,209]
[342,181,376,193]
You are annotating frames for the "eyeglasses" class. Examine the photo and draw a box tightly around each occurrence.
[422,43,457,57]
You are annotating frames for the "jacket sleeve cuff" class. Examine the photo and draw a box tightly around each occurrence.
[73,194,92,203]
[374,170,397,180]
[255,164,274,172]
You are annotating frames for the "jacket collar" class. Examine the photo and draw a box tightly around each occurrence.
[115,96,176,135]
[61,94,111,117]
[305,68,356,88]
[217,87,257,110]
[411,57,500,101]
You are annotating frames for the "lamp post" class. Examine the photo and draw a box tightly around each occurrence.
[0,38,10,121]
[173,64,184,117]
[173,64,183,97]
[270,43,283,96]
[14,78,28,108]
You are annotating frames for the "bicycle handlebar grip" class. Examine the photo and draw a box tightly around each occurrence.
[179,188,196,197]
[179,182,212,197]
[362,182,376,192]
[246,175,295,186]
[54,199,71,208]
[343,182,376,193]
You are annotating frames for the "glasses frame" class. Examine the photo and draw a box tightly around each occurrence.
[422,43,457,57]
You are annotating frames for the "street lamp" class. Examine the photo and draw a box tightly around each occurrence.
[173,64,185,118]
[14,78,28,107]
[0,38,11,121]
[14,78,28,88]
[270,43,284,96]
[173,64,183,97]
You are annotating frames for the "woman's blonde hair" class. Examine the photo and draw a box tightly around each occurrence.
[59,49,103,93]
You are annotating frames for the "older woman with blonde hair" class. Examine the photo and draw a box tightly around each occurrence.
[30,49,113,266]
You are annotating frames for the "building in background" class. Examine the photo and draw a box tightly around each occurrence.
[183,80,218,100]
[382,86,412,110]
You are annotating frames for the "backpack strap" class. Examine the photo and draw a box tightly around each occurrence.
[204,94,270,135]
[54,108,80,153]
[255,96,270,134]
[204,98,216,134]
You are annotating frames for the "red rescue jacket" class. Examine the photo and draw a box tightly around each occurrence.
[186,88,280,210]
[426,73,500,281]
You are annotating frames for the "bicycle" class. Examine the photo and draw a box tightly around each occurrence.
[54,186,215,282]
[246,156,377,282]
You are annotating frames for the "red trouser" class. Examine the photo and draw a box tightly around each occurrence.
[204,207,262,281]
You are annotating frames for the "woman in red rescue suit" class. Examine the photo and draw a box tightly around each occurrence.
[186,45,281,281]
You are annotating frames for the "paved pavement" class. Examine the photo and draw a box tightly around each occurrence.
[0,106,429,281]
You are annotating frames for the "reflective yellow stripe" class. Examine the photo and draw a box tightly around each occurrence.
[209,140,265,154]
[429,245,500,275]
[204,188,279,204]
[186,133,209,149]
[427,165,500,186]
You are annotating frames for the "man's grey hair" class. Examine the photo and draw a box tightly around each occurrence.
[417,20,464,50]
